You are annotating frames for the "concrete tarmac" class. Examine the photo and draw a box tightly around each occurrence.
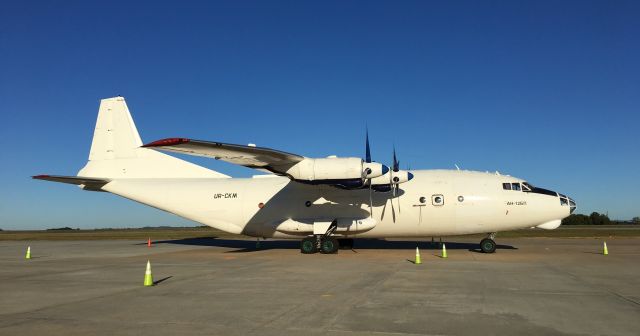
[1,237,639,335]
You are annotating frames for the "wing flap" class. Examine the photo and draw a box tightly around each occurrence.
[142,138,304,172]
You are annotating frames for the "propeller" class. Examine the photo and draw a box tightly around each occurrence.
[365,128,373,217]
[390,146,401,197]
[389,146,400,212]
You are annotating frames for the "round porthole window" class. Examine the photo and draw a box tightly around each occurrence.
[419,196,426,204]
[431,194,444,206]
[458,196,464,202]
[305,201,312,207]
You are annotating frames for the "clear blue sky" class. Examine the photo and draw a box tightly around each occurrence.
[1,1,638,229]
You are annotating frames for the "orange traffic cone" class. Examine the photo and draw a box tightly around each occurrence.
[147,237,151,248]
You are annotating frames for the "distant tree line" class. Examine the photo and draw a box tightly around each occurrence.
[562,212,640,225]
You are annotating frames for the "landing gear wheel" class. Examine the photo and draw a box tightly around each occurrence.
[320,237,339,254]
[338,238,354,250]
[301,237,317,254]
[480,238,497,253]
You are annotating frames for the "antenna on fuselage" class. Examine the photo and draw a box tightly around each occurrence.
[454,164,460,170]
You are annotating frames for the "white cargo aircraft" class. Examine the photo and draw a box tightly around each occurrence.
[35,97,576,254]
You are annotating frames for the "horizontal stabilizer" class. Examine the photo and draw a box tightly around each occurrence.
[33,175,110,191]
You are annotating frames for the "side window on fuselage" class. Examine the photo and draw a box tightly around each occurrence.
[502,183,511,190]
[511,183,521,191]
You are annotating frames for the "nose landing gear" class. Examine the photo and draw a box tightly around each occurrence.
[479,233,497,253]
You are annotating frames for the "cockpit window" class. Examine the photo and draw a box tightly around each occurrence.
[503,182,535,192]
[520,181,559,197]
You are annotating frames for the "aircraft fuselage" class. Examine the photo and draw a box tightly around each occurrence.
[102,169,571,238]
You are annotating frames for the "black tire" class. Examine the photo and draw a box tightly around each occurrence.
[301,237,317,254]
[338,238,354,250]
[320,237,339,254]
[480,238,497,253]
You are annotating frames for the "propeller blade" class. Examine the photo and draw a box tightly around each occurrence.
[390,195,396,222]
[368,180,373,218]
[389,163,395,197]
[385,174,396,222]
[393,146,399,172]
[365,128,372,163]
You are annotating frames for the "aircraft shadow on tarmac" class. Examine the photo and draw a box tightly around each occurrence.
[153,237,517,253]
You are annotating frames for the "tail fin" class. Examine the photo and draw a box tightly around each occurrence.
[78,97,228,179]
[87,97,143,161]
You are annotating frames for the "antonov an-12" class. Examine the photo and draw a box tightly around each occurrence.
[35,97,576,254]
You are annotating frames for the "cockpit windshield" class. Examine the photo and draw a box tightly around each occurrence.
[522,181,558,197]
[503,182,526,191]
[502,181,558,197]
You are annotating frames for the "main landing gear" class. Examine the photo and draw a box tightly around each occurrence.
[300,235,339,254]
[479,233,497,253]
[300,220,340,254]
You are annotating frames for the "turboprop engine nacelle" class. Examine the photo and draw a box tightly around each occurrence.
[285,157,388,181]
[369,170,413,186]
[363,162,388,178]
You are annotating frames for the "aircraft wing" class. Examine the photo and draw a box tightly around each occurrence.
[142,138,305,174]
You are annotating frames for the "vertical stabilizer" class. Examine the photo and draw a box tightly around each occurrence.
[89,97,142,160]
[78,97,229,179]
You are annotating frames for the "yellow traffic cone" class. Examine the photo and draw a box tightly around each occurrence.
[603,242,608,255]
[442,243,448,258]
[25,246,31,259]
[415,247,422,264]
[143,260,154,286]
